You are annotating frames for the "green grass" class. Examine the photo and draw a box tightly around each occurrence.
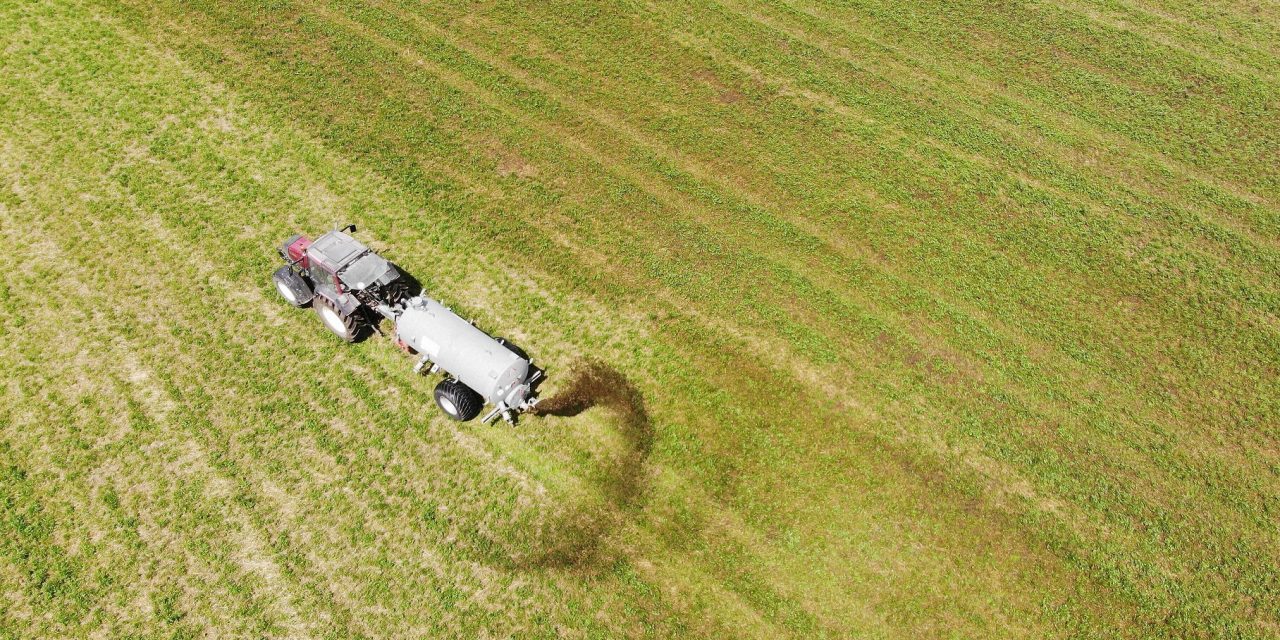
[1,0,1277,637]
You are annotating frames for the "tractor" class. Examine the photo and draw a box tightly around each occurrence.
[271,225,541,423]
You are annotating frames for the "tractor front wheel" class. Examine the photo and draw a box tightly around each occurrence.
[272,266,313,307]
[434,379,483,421]
[314,297,358,342]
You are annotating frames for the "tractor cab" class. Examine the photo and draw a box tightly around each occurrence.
[307,231,400,292]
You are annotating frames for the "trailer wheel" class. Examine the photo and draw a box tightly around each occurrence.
[434,379,482,421]
[314,297,358,342]
[272,266,313,307]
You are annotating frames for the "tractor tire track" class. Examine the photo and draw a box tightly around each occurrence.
[7,1,897,634]
[356,0,1280,440]
[302,1,1183,553]
[720,0,1278,212]
[0,168,310,637]
[691,0,1280,253]
[349,0,1280,434]
[49,8,653,625]
[345,0,1280,531]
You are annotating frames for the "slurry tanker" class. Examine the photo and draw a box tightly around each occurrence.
[271,225,541,423]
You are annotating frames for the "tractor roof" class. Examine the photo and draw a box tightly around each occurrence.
[307,231,368,271]
[342,252,398,290]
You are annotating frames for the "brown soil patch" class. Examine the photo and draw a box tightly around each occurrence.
[496,153,538,178]
[717,89,744,104]
[692,69,746,105]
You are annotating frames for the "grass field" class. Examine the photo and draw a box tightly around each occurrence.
[1,0,1277,637]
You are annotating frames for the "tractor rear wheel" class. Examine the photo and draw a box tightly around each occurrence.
[314,297,358,342]
[434,379,483,421]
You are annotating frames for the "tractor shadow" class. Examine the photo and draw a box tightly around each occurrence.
[390,263,424,298]
[359,262,423,343]
[514,360,655,570]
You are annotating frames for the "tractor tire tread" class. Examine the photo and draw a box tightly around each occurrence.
[314,296,358,343]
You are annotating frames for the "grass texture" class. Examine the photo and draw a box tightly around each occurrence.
[1,0,1277,637]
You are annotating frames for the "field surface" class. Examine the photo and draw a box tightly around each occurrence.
[1,0,1278,637]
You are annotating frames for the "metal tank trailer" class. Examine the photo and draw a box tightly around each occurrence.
[271,225,542,423]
